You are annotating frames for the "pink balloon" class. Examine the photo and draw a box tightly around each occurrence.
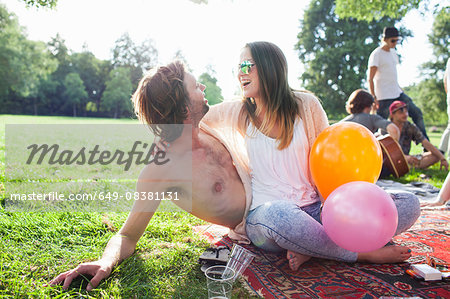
[322,181,398,253]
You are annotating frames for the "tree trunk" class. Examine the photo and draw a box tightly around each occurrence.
[33,98,38,116]
[114,104,119,119]
[73,104,77,117]
[96,99,101,115]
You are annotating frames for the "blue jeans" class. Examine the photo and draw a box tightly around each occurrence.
[377,93,429,140]
[245,191,420,262]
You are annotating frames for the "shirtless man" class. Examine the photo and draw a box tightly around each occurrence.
[49,61,249,291]
[49,61,414,291]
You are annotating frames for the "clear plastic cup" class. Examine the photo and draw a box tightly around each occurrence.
[205,265,235,299]
[225,244,256,280]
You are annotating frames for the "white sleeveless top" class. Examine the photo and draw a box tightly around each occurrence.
[246,117,319,211]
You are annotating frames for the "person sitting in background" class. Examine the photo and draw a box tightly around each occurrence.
[341,89,400,140]
[421,171,450,207]
[389,100,449,171]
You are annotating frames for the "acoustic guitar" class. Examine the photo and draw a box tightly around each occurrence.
[377,135,409,178]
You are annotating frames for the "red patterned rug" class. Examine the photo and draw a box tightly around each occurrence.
[195,208,449,298]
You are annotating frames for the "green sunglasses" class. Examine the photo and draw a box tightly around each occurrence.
[238,60,255,74]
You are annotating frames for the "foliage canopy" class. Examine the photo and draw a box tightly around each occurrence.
[199,69,223,106]
[101,67,133,118]
[335,0,426,21]
[20,0,58,8]
[63,72,88,117]
[406,6,449,124]
[296,0,405,119]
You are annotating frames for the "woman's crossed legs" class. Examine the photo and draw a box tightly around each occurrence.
[246,191,420,270]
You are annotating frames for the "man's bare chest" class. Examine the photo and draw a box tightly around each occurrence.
[193,132,235,170]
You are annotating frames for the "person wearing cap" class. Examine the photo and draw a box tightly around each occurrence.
[368,26,429,141]
[341,89,400,140]
[389,100,448,170]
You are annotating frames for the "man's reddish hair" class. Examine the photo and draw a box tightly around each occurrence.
[131,61,189,141]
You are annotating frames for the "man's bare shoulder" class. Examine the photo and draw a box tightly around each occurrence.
[137,149,191,189]
[137,150,186,178]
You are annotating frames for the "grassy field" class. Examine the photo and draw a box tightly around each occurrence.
[0,114,254,299]
[0,114,447,298]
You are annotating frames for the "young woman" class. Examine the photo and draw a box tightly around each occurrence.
[203,41,420,271]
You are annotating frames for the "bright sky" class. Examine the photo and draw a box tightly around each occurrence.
[2,0,437,99]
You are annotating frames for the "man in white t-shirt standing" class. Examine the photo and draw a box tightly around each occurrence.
[368,26,429,140]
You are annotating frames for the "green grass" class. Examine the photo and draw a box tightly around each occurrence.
[0,115,256,299]
[400,129,448,188]
[0,115,447,298]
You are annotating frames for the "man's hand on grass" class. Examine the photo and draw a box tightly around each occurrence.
[47,260,112,291]
[405,155,420,167]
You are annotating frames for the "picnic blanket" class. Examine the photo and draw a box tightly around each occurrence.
[376,179,441,202]
[194,180,450,298]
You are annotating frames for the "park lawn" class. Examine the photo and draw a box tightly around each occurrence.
[0,115,254,298]
[401,129,448,187]
[0,115,447,298]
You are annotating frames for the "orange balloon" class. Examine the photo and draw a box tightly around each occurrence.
[309,122,382,200]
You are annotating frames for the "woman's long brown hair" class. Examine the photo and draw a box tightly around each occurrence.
[240,41,300,150]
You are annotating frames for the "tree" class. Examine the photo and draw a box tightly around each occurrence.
[63,73,88,117]
[404,79,446,124]
[0,4,56,114]
[295,0,405,119]
[37,34,74,115]
[72,50,112,116]
[406,7,449,125]
[23,40,58,115]
[20,0,58,8]
[421,6,450,77]
[334,0,442,21]
[101,68,133,118]
[0,4,21,100]
[111,33,158,87]
[48,34,72,79]
[199,67,223,106]
[35,76,59,115]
